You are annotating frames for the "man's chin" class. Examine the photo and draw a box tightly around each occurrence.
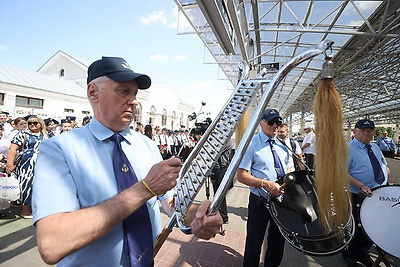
[121,116,134,124]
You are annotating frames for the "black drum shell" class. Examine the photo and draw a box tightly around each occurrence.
[267,170,354,256]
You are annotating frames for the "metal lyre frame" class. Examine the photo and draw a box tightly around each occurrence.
[154,40,335,256]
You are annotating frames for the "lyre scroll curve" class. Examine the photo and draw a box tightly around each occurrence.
[154,40,334,256]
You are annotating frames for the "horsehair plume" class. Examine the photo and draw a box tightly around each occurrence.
[236,109,250,147]
[314,63,350,231]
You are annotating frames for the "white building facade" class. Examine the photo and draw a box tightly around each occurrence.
[0,51,194,129]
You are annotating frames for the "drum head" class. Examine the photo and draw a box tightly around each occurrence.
[268,170,354,256]
[360,185,400,258]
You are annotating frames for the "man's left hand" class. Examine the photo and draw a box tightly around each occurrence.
[190,200,223,240]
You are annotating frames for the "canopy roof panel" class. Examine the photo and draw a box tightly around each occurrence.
[173,0,400,125]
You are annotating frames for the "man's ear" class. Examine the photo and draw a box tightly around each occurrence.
[87,83,99,102]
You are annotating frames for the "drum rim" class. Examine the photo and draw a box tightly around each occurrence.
[266,170,354,255]
[269,192,354,237]
[358,184,400,258]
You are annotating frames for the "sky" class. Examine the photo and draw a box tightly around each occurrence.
[0,0,233,121]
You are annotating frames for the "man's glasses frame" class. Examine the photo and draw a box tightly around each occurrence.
[266,119,283,126]
[28,121,39,126]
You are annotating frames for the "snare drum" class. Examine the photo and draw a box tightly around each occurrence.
[266,170,355,256]
[359,185,400,258]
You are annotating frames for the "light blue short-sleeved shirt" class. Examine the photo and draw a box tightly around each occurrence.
[32,117,171,267]
[239,131,289,196]
[348,138,388,193]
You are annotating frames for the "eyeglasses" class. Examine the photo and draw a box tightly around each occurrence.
[28,121,39,126]
[267,119,283,126]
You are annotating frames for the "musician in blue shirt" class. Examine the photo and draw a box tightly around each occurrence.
[376,130,397,158]
[32,56,223,266]
[237,109,289,267]
[342,119,395,267]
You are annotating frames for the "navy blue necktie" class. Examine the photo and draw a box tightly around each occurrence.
[365,144,385,185]
[110,134,153,266]
[267,139,285,178]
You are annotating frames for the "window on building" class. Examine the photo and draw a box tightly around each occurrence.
[150,105,156,115]
[171,111,176,130]
[134,103,142,123]
[149,105,156,125]
[64,108,74,113]
[162,109,167,127]
[60,69,65,77]
[16,96,44,109]
[180,113,184,126]
[0,93,4,105]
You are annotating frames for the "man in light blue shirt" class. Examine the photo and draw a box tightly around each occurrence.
[237,108,289,267]
[342,119,395,267]
[32,56,222,266]
[376,131,397,158]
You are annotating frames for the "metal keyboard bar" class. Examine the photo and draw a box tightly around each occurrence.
[175,79,265,229]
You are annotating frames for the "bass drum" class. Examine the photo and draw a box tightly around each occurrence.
[359,185,400,258]
[265,170,355,256]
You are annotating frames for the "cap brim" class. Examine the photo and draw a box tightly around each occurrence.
[267,115,282,121]
[106,71,151,89]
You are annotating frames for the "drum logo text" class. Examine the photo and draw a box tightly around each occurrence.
[378,195,400,207]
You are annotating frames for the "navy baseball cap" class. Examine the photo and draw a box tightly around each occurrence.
[355,119,375,129]
[261,109,282,121]
[87,57,151,89]
[66,116,76,121]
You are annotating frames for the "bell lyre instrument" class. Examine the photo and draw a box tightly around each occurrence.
[154,40,335,256]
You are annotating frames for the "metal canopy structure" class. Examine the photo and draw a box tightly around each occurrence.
[173,0,400,126]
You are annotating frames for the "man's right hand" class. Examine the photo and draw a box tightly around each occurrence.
[143,156,181,195]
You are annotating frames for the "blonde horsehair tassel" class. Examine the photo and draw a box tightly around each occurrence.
[314,78,350,231]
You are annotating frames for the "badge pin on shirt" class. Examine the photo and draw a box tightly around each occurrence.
[122,163,129,173]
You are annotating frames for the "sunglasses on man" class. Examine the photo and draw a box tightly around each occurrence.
[267,119,282,126]
[28,121,39,126]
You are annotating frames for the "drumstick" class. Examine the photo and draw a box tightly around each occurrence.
[280,173,296,190]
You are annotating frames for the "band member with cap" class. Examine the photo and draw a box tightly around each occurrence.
[159,127,171,159]
[342,119,395,267]
[43,118,58,138]
[60,119,72,133]
[301,125,316,169]
[32,56,222,266]
[66,116,78,129]
[376,130,397,158]
[82,116,92,126]
[237,108,289,267]
[0,111,12,139]
[277,123,304,171]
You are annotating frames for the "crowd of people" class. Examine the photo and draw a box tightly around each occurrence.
[0,106,210,222]
[0,113,92,219]
[133,124,201,161]
[0,56,398,267]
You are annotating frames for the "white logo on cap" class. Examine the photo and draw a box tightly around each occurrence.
[122,62,132,70]
[270,110,276,114]
[364,121,370,125]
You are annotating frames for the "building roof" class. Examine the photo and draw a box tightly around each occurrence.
[37,50,90,73]
[0,63,87,98]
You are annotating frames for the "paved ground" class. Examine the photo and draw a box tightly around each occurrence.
[1,157,399,266]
